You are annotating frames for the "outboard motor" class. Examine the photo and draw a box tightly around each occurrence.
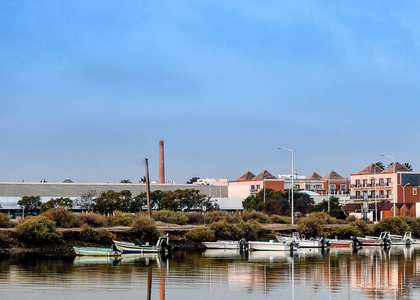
[351,236,362,249]
[159,238,172,253]
[239,238,249,253]
[320,237,330,248]
[289,240,299,253]
[382,234,391,248]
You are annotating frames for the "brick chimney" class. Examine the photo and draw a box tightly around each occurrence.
[159,140,165,184]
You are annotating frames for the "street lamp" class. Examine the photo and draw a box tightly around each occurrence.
[381,153,396,216]
[399,182,410,204]
[279,147,294,225]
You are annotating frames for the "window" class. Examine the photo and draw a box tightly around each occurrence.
[356,180,361,187]
[387,178,392,186]
[363,179,367,187]
[340,184,347,191]
[371,179,376,186]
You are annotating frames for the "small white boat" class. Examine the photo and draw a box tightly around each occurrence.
[354,232,392,246]
[202,240,241,249]
[328,238,353,247]
[113,234,171,254]
[277,232,330,248]
[248,239,298,251]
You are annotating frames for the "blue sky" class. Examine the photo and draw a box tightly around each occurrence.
[1,1,420,183]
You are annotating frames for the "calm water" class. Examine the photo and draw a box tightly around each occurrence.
[0,246,419,300]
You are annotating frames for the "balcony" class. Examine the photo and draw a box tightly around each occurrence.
[350,194,393,200]
[350,182,393,188]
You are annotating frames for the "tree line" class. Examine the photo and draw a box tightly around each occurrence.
[242,188,346,219]
[17,189,218,215]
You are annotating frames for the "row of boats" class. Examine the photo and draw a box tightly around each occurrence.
[202,231,417,251]
[73,234,171,256]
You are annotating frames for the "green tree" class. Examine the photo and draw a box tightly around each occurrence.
[403,162,413,171]
[375,161,385,169]
[311,196,345,219]
[18,196,42,215]
[293,193,315,216]
[95,190,132,214]
[41,197,73,212]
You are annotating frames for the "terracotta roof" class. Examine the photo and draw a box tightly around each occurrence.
[358,163,384,174]
[253,170,277,180]
[236,171,256,181]
[382,162,412,173]
[306,172,322,180]
[343,204,360,211]
[322,170,345,180]
[378,203,394,210]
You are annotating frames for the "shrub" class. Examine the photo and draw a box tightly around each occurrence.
[79,224,115,243]
[152,210,188,225]
[205,211,234,223]
[76,212,107,227]
[186,227,215,242]
[0,213,12,228]
[79,224,96,241]
[345,215,358,223]
[242,210,269,223]
[297,216,326,238]
[300,212,343,225]
[209,221,237,240]
[374,217,411,236]
[16,216,63,244]
[42,207,80,228]
[185,212,204,224]
[108,211,137,226]
[130,216,162,242]
[269,215,292,224]
[330,220,373,239]
[235,220,262,240]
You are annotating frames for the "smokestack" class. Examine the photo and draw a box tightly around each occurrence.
[159,140,165,184]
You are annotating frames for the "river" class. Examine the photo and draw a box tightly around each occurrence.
[0,245,419,299]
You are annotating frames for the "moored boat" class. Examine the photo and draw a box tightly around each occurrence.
[277,232,330,248]
[113,234,171,254]
[248,239,298,251]
[73,246,122,257]
[202,238,248,250]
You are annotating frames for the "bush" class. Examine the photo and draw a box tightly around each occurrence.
[16,216,63,244]
[269,215,292,224]
[374,217,411,236]
[297,216,326,238]
[235,220,262,240]
[330,220,372,239]
[205,211,234,223]
[242,211,269,223]
[185,212,204,224]
[130,216,162,242]
[42,207,80,228]
[79,224,115,243]
[300,212,343,225]
[0,213,12,228]
[209,221,237,240]
[76,212,107,227]
[152,210,188,225]
[209,220,262,240]
[108,211,137,226]
[345,215,358,223]
[185,227,215,242]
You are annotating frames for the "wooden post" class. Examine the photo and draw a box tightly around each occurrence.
[145,158,151,218]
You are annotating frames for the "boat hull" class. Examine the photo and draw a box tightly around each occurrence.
[73,247,121,257]
[202,241,240,249]
[248,240,295,251]
[113,241,162,253]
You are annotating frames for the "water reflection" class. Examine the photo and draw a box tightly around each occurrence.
[0,246,420,299]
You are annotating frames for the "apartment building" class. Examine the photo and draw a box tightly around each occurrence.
[348,162,420,218]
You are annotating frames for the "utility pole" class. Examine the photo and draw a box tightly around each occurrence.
[145,158,151,218]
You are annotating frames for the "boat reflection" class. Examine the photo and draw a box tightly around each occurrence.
[73,256,121,266]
